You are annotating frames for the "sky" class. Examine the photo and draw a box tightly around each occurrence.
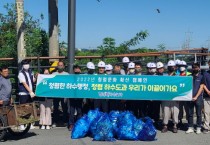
[1,0,210,50]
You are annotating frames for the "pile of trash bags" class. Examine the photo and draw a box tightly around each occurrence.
[71,109,157,141]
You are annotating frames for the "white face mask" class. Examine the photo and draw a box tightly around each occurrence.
[23,64,30,70]
[150,68,156,73]
[180,67,186,72]
[129,69,135,73]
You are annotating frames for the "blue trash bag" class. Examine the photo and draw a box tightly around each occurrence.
[93,113,115,141]
[87,108,102,124]
[109,111,120,136]
[133,119,145,137]
[116,111,137,140]
[138,117,157,141]
[71,115,90,139]
[89,112,103,137]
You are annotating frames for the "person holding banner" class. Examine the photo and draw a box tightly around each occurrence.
[68,65,83,131]
[18,59,36,130]
[161,60,179,133]
[82,62,96,114]
[178,60,191,129]
[39,68,53,130]
[52,61,68,127]
[93,61,109,113]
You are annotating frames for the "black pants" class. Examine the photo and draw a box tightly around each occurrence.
[178,101,189,122]
[19,95,32,104]
[94,99,108,112]
[109,100,126,112]
[53,98,68,123]
[126,100,145,118]
[68,99,83,125]
[147,101,161,122]
[188,100,203,128]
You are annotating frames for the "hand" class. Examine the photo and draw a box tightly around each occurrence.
[207,91,210,96]
[29,92,36,98]
[192,97,197,101]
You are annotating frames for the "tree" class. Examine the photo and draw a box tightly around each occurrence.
[157,43,166,52]
[97,37,116,55]
[0,3,48,66]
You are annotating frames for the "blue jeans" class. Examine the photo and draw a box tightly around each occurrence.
[188,99,203,128]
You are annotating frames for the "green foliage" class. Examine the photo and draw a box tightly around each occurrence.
[0,3,48,67]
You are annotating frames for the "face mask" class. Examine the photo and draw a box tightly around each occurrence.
[88,69,94,74]
[23,64,30,70]
[113,70,120,74]
[74,72,80,74]
[168,67,175,72]
[135,68,142,73]
[192,70,199,74]
[106,71,112,75]
[179,67,186,72]
[57,67,64,72]
[150,68,156,73]
[129,69,135,74]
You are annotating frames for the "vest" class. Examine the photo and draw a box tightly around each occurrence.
[18,70,34,93]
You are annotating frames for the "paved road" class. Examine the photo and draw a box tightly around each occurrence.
[1,127,210,145]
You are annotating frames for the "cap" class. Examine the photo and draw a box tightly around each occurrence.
[167,60,176,66]
[156,62,164,69]
[146,62,152,68]
[179,60,187,66]
[122,57,130,63]
[49,61,59,72]
[149,62,157,68]
[128,62,135,69]
[97,61,106,68]
[87,62,95,69]
[175,59,181,65]
[105,64,113,71]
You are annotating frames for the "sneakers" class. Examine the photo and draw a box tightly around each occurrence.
[203,129,209,134]
[172,127,178,133]
[186,127,194,134]
[52,123,56,128]
[30,124,36,129]
[196,128,201,134]
[161,126,168,133]
[41,125,45,130]
[19,125,25,131]
[46,125,51,130]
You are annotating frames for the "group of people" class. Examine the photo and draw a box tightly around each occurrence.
[1,57,210,135]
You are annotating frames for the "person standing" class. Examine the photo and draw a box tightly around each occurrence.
[202,59,210,134]
[178,60,191,128]
[185,62,204,134]
[68,65,83,131]
[52,61,69,127]
[18,59,36,130]
[94,61,109,112]
[161,60,179,133]
[82,62,96,114]
[39,69,53,130]
[0,65,12,106]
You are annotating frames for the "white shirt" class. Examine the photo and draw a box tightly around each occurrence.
[18,71,34,95]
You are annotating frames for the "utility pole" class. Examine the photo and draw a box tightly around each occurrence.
[16,0,26,64]
[67,0,76,74]
[49,0,59,62]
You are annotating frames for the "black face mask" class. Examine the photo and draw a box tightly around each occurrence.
[74,72,80,74]
[192,70,199,74]
[168,67,175,72]
[88,69,94,74]
[113,70,120,74]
